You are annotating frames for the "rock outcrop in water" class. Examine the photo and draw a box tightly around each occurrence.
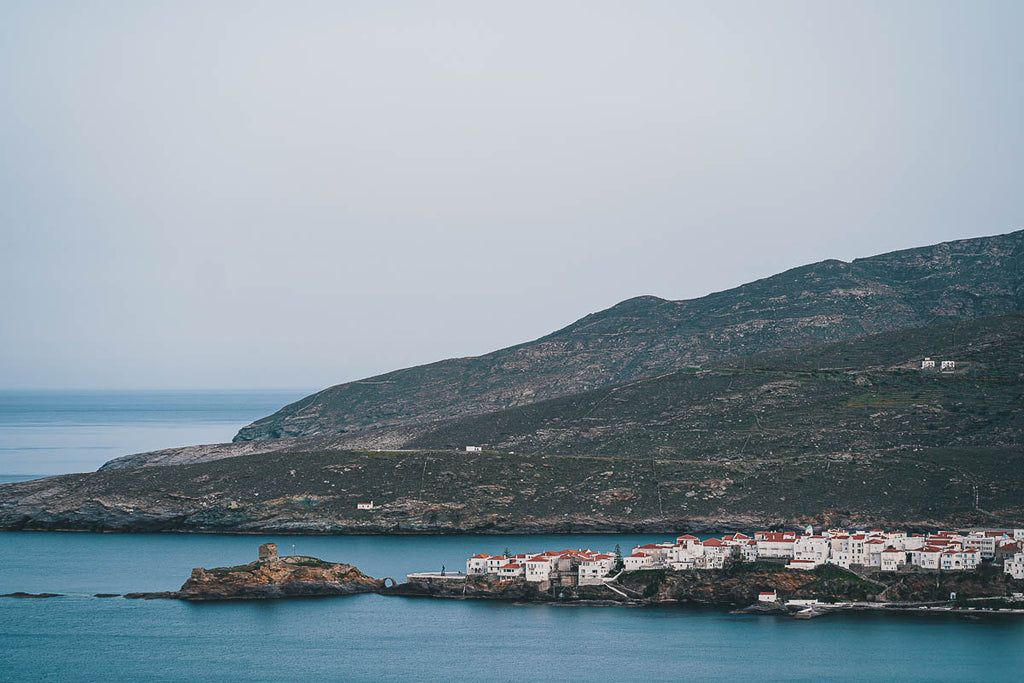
[173,544,385,600]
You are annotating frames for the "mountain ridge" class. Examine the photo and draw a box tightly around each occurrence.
[234,229,1024,443]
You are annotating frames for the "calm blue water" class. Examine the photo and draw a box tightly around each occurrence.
[2,391,1024,680]
[0,390,309,475]
[1,532,1024,681]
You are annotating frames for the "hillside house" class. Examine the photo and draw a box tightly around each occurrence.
[466,553,490,575]
[756,531,797,558]
[941,360,956,371]
[498,563,524,579]
[880,549,907,572]
[940,549,980,571]
[356,502,374,510]
[486,556,509,573]
[578,555,616,585]
[921,358,936,369]
[793,536,830,563]
[623,553,654,571]
[1005,552,1024,580]
[525,557,554,582]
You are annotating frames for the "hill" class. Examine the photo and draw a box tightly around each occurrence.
[5,314,1022,533]
[234,230,1024,443]
[405,313,1024,459]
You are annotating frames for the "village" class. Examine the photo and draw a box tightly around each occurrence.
[442,527,1024,590]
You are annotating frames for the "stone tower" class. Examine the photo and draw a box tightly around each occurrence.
[258,543,278,562]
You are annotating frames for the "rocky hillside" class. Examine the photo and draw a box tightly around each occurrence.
[3,440,1022,534]
[405,313,1024,458]
[234,230,1024,442]
[100,312,1024,471]
[9,313,1020,533]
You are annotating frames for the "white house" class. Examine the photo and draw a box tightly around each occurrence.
[756,532,797,559]
[758,591,778,603]
[465,446,483,452]
[498,563,525,579]
[524,556,553,583]
[911,547,943,570]
[793,536,830,563]
[669,555,698,571]
[624,553,654,571]
[962,531,1006,559]
[864,539,886,568]
[1005,552,1024,580]
[921,358,936,369]
[828,551,851,569]
[740,540,759,563]
[631,543,674,563]
[356,502,374,510]
[941,360,955,371]
[940,549,980,571]
[700,538,733,566]
[466,553,490,575]
[880,549,907,572]
[486,556,509,574]
[676,535,702,550]
[578,554,616,585]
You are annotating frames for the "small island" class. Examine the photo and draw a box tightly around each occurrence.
[126,543,386,601]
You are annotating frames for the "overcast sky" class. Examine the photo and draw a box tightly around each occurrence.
[1,1,1021,390]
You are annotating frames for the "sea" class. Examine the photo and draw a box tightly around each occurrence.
[1,390,1023,681]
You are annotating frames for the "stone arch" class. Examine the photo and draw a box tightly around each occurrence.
[383,577,397,588]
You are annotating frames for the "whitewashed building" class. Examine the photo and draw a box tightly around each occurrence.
[1005,552,1024,580]
[466,553,490,575]
[578,554,616,585]
[486,556,509,574]
[498,563,525,579]
[624,553,654,571]
[740,540,759,563]
[793,536,830,563]
[880,549,907,572]
[940,549,980,571]
[524,557,554,583]
[756,532,797,559]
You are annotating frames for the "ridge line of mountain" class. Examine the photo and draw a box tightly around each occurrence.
[232,229,1024,443]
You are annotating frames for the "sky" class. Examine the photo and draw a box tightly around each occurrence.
[1,1,1021,390]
